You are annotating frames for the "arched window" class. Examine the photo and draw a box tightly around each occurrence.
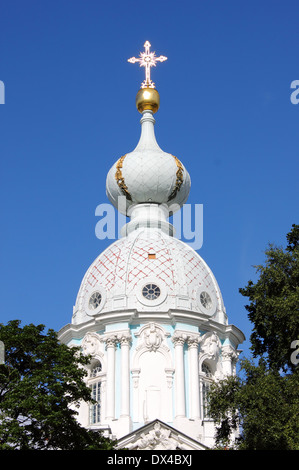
[90,363,102,378]
[88,360,103,425]
[201,362,213,419]
[202,363,212,378]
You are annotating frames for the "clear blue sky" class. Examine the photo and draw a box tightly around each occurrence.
[0,0,298,361]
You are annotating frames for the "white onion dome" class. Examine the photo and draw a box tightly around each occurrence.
[106,88,191,216]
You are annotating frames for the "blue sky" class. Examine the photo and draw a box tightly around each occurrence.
[0,0,298,361]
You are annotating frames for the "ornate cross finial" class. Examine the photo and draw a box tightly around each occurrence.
[128,41,167,89]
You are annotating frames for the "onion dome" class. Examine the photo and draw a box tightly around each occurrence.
[106,41,191,217]
[106,103,191,216]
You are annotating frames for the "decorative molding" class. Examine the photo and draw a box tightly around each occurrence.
[126,421,180,450]
[168,155,184,202]
[115,154,132,200]
[221,344,239,363]
[171,331,200,348]
[131,368,141,388]
[165,368,175,389]
[81,332,102,356]
[171,333,185,347]
[116,420,208,451]
[187,335,200,349]
[119,333,132,347]
[199,331,221,360]
[105,334,119,349]
[135,323,170,353]
[144,323,163,352]
[102,330,132,349]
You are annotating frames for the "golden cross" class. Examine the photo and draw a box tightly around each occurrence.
[128,41,167,89]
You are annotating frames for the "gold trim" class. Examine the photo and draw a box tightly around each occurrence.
[114,153,184,203]
[168,155,184,201]
[115,154,132,201]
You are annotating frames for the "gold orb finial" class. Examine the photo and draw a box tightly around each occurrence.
[136,87,160,114]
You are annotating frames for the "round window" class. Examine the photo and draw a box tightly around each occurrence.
[142,283,161,300]
[199,291,212,310]
[89,291,102,310]
[196,287,216,316]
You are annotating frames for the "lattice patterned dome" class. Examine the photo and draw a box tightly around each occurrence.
[106,109,191,216]
[72,227,227,326]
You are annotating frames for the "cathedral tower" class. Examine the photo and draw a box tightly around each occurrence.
[59,42,245,450]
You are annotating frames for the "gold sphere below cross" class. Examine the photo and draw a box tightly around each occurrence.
[136,87,160,114]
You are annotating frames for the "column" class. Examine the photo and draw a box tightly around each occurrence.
[105,335,117,420]
[187,335,200,419]
[120,333,131,418]
[221,344,238,376]
[172,334,186,418]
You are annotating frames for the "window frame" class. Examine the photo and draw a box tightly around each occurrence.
[199,361,214,420]
[88,360,104,425]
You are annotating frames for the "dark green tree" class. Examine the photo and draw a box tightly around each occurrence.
[209,358,299,450]
[240,223,299,373]
[0,320,116,450]
[208,224,299,450]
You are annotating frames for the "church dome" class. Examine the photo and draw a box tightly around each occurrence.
[75,76,224,326]
[59,42,245,449]
[106,100,191,216]
[72,227,226,326]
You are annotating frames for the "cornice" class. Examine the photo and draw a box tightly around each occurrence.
[58,308,245,348]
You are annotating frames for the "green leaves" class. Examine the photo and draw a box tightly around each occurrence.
[208,225,299,450]
[239,224,299,372]
[0,320,115,450]
[208,359,299,450]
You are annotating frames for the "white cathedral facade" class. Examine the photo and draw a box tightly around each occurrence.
[58,43,245,450]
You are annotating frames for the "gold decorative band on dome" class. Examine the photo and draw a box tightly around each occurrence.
[115,153,184,204]
[115,154,132,201]
[168,155,184,202]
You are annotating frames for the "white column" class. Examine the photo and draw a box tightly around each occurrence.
[105,335,117,420]
[120,334,131,418]
[221,345,238,376]
[188,335,200,419]
[172,334,186,418]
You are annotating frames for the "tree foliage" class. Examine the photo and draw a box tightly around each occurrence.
[209,359,299,450]
[0,320,116,450]
[208,224,299,450]
[239,224,299,373]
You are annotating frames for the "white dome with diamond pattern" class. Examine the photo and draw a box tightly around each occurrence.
[72,227,227,326]
[106,111,191,216]
[72,105,228,326]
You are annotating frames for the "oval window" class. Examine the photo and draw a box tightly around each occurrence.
[89,291,102,310]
